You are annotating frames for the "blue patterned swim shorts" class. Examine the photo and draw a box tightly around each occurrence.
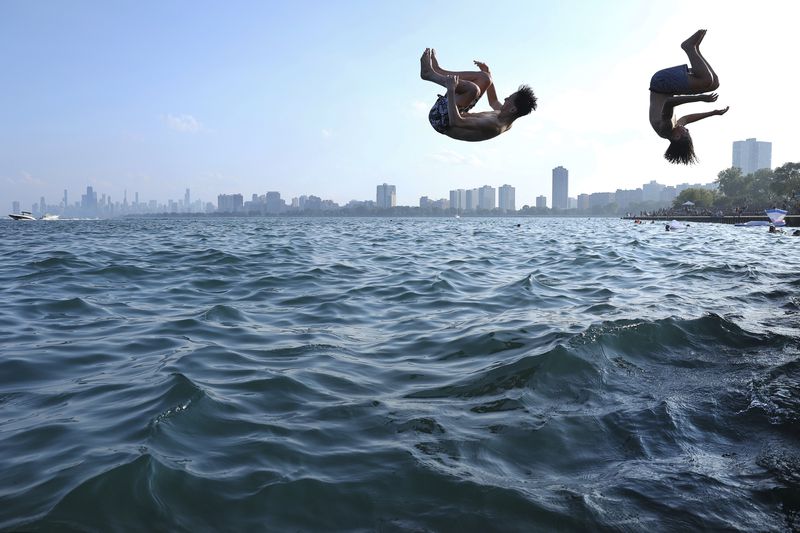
[649,64,690,94]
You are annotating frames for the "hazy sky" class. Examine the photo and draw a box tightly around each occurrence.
[2,0,797,209]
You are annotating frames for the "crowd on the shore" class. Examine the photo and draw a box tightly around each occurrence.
[629,205,793,218]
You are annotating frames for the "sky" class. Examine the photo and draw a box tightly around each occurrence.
[2,0,798,209]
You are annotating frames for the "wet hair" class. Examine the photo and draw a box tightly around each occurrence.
[511,85,537,117]
[664,131,698,165]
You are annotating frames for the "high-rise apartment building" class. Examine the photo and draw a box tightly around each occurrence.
[478,185,496,210]
[498,184,515,212]
[552,166,568,210]
[217,193,243,213]
[642,180,664,202]
[466,188,479,211]
[535,195,547,209]
[449,189,467,211]
[376,183,396,208]
[732,138,772,175]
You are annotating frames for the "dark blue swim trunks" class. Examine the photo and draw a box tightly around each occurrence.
[649,64,690,94]
[428,94,478,134]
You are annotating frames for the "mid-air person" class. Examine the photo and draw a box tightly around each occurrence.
[649,30,729,164]
[420,48,536,142]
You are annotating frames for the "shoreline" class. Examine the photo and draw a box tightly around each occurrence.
[622,214,798,227]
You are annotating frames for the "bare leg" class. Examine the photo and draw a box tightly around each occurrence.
[420,48,488,108]
[681,30,719,93]
[430,49,492,93]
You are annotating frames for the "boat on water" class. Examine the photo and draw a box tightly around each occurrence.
[8,212,62,221]
[8,211,36,221]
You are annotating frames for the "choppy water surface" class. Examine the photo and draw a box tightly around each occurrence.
[1,216,799,531]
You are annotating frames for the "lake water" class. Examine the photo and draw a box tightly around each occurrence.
[1,216,799,531]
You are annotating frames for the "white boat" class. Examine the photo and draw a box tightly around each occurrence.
[8,211,36,221]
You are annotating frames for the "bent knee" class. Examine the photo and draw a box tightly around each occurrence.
[475,71,491,90]
[709,78,720,91]
[456,81,481,104]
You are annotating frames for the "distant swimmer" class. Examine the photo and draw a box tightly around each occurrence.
[649,30,729,164]
[420,48,537,142]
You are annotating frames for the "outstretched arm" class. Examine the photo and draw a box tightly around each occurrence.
[677,106,730,126]
[474,61,501,111]
[661,93,719,120]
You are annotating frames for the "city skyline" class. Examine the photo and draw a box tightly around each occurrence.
[11,171,722,218]
[2,2,798,210]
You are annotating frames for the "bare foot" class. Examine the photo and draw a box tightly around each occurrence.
[420,48,435,81]
[681,29,706,52]
[430,48,442,73]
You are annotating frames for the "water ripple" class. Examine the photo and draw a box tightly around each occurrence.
[1,216,798,531]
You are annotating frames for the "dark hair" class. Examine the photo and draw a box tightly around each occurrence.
[664,132,698,165]
[512,85,537,117]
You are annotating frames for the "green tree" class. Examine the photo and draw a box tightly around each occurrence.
[771,162,800,201]
[715,167,746,199]
[749,168,777,206]
[673,188,716,208]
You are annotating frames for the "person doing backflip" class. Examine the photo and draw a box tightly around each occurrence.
[649,29,729,164]
[420,48,536,142]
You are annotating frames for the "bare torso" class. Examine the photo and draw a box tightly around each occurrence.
[445,110,512,142]
[649,91,676,139]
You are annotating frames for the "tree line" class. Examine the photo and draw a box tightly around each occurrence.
[674,162,800,212]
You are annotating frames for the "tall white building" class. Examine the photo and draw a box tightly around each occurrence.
[552,166,568,209]
[732,138,772,175]
[498,184,515,212]
[376,183,396,208]
[449,189,467,211]
[478,185,496,210]
[466,189,479,211]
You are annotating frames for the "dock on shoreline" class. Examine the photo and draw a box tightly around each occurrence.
[622,214,798,227]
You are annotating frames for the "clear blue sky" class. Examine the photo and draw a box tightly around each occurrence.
[2,0,796,208]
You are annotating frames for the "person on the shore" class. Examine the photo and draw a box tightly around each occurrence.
[420,48,537,142]
[649,30,729,164]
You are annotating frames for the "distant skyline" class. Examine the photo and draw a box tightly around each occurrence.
[2,1,797,209]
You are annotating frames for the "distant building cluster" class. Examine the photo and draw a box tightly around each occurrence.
[11,186,212,218]
[11,137,772,218]
[444,184,516,213]
[217,192,340,214]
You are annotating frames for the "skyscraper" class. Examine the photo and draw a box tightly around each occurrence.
[498,185,515,212]
[466,189,478,211]
[449,189,467,211]
[732,138,772,175]
[478,185,496,210]
[552,166,568,210]
[535,195,547,209]
[376,183,396,208]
